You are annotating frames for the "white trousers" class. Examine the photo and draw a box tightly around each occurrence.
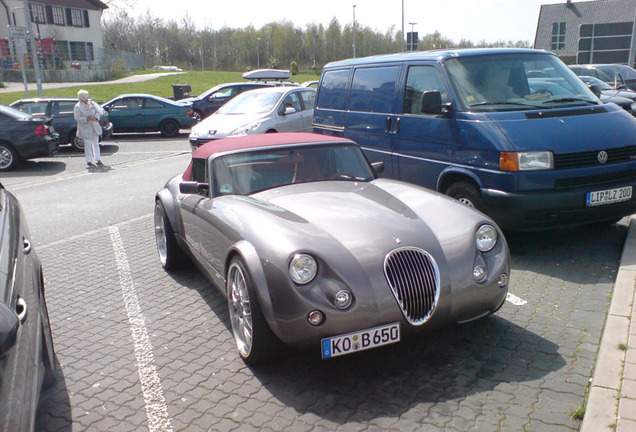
[84,136,101,164]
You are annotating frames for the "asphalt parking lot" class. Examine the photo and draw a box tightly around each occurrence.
[4,136,627,432]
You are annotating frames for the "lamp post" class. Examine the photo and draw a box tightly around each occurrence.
[23,0,43,97]
[256,37,260,69]
[401,0,405,52]
[408,22,417,52]
[352,4,356,58]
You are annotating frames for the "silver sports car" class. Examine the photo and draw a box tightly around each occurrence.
[154,133,510,364]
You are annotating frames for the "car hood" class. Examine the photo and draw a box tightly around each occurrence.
[239,179,491,268]
[192,113,267,137]
[601,89,636,100]
[483,104,636,152]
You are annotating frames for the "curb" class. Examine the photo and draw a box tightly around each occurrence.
[580,217,636,431]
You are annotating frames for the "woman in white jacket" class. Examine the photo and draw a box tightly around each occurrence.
[74,89,103,167]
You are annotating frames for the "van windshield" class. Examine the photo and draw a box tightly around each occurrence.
[445,52,599,112]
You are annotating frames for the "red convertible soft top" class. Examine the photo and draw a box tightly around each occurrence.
[184,133,353,181]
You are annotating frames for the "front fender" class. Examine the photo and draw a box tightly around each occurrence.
[437,166,485,191]
[227,240,281,338]
[156,186,182,236]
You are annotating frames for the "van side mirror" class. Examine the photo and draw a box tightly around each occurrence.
[421,91,451,115]
[588,84,602,98]
[371,161,385,175]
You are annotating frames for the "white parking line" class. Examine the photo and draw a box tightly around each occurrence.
[506,292,528,306]
[109,226,173,432]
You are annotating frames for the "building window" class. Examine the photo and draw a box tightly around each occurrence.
[66,8,84,27]
[29,3,46,24]
[52,7,65,25]
[551,22,566,50]
[69,41,94,61]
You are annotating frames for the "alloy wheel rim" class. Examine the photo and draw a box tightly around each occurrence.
[154,208,168,265]
[228,263,253,357]
[0,147,12,169]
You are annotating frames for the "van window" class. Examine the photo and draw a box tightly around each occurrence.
[316,69,349,110]
[403,66,450,114]
[350,66,399,113]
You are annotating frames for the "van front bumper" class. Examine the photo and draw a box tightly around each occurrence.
[482,185,636,230]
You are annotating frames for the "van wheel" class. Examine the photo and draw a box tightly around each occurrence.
[446,182,485,212]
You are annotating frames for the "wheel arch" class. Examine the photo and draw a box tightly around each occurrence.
[155,190,182,236]
[225,241,279,336]
[437,167,484,194]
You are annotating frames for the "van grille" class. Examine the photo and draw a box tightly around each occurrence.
[554,146,636,169]
[383,247,440,326]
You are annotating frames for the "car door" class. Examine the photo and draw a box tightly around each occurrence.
[298,90,316,131]
[51,100,77,143]
[0,188,40,432]
[203,87,237,117]
[274,91,304,132]
[142,97,169,131]
[105,97,145,132]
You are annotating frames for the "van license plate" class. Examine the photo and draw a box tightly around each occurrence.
[586,186,632,207]
[321,322,400,359]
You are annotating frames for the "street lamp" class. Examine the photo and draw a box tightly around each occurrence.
[23,0,43,97]
[352,5,356,58]
[257,37,260,69]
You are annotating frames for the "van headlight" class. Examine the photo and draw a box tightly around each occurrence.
[289,253,317,285]
[500,151,553,171]
[476,224,498,252]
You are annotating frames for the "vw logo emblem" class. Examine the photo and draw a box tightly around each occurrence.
[598,151,608,164]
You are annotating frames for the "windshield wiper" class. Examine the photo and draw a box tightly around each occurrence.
[468,101,547,109]
[541,97,598,105]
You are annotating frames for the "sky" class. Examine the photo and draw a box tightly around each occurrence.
[108,0,555,44]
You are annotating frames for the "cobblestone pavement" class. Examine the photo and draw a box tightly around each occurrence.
[32,212,627,431]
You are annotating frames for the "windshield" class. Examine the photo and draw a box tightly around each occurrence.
[445,52,599,111]
[217,91,282,115]
[212,144,375,195]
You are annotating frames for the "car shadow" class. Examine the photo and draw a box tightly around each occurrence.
[504,220,627,285]
[108,132,190,141]
[11,160,67,175]
[35,354,72,432]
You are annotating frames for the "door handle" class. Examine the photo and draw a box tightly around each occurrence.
[385,116,392,133]
[16,297,27,324]
[395,117,401,134]
[23,237,32,255]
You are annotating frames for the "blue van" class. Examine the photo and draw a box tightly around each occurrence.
[313,48,636,230]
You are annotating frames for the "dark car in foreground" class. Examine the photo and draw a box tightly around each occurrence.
[102,94,196,137]
[0,183,56,431]
[154,133,510,364]
[0,104,59,171]
[10,97,113,151]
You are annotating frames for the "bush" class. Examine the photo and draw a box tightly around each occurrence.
[290,61,298,76]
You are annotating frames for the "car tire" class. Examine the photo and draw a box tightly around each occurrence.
[0,143,19,171]
[446,181,486,212]
[41,313,57,389]
[193,110,203,123]
[159,119,180,138]
[227,257,278,365]
[154,201,189,270]
[69,130,85,152]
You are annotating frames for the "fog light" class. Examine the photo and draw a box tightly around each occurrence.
[334,290,352,309]
[473,265,487,283]
[498,273,508,287]
[308,310,324,326]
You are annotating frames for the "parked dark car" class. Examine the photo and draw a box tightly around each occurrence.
[0,182,56,431]
[183,82,276,122]
[154,133,510,364]
[570,64,636,90]
[102,94,196,137]
[10,97,113,152]
[0,104,59,171]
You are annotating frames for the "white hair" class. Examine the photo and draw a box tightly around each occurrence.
[77,89,89,102]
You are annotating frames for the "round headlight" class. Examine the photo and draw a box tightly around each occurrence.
[289,253,317,285]
[334,290,353,309]
[473,265,488,283]
[476,224,498,252]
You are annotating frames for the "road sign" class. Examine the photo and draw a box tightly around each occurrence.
[9,26,27,39]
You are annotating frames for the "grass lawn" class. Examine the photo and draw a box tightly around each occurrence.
[0,70,319,105]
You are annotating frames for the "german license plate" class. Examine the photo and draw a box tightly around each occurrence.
[586,186,632,207]
[321,322,400,359]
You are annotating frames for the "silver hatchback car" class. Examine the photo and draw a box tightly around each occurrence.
[188,86,316,150]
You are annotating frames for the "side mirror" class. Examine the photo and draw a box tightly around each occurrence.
[371,161,385,175]
[588,84,602,98]
[615,73,627,89]
[0,302,19,356]
[283,106,297,115]
[421,91,451,115]
[179,181,209,195]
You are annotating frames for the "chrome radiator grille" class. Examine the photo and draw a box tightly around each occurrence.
[383,247,440,326]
